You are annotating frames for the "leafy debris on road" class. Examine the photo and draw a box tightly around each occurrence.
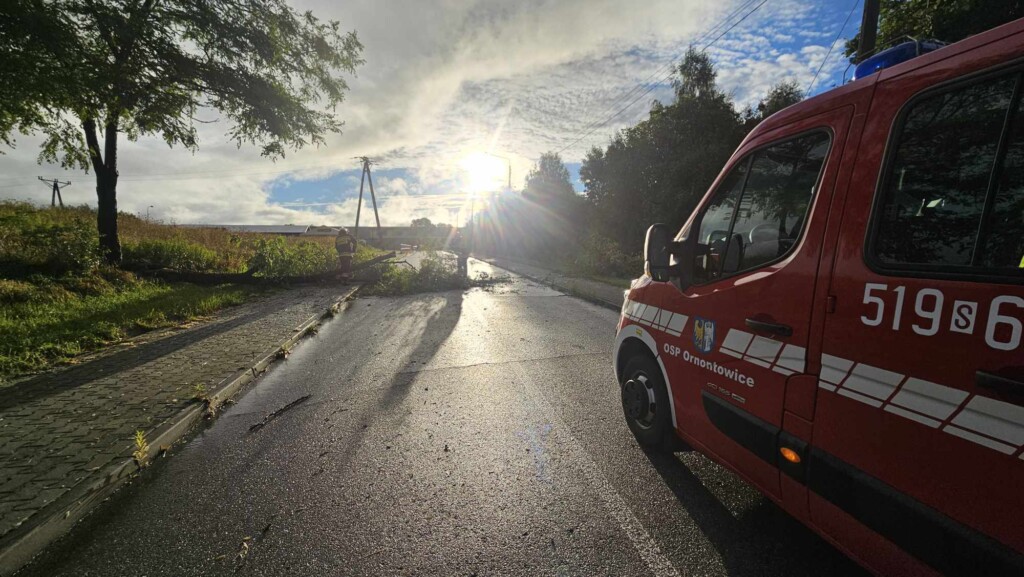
[248,395,312,433]
[234,536,251,569]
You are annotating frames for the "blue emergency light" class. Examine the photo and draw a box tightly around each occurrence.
[854,40,947,80]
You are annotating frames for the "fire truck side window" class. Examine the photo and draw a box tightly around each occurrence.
[874,73,1024,275]
[693,131,830,282]
[695,160,747,282]
[983,91,1024,269]
[721,132,830,274]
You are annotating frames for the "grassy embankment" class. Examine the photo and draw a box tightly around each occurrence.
[0,202,381,380]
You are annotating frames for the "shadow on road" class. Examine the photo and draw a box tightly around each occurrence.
[644,450,867,576]
[331,290,464,468]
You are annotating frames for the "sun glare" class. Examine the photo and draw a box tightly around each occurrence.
[460,152,506,194]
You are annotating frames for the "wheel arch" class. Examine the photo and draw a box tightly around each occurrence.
[613,326,679,428]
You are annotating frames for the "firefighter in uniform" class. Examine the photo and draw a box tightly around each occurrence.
[335,228,357,280]
[452,230,468,275]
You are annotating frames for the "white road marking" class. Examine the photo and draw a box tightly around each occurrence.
[508,361,683,577]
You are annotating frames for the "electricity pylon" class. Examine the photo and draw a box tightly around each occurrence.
[352,156,381,241]
[38,177,71,207]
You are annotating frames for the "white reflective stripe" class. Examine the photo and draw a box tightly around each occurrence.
[650,308,664,330]
[622,301,687,337]
[665,313,687,336]
[640,305,658,323]
[884,405,941,428]
[721,329,754,357]
[817,352,1024,457]
[838,388,884,408]
[889,378,969,421]
[746,357,771,369]
[744,336,783,367]
[945,425,1017,454]
[949,396,1024,447]
[842,363,904,401]
[775,344,806,374]
[820,354,854,385]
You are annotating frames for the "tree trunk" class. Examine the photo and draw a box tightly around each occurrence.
[83,117,122,264]
[96,171,121,263]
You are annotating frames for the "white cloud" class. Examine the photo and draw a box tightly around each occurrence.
[0,0,849,225]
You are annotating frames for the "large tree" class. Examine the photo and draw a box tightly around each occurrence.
[845,0,1024,61]
[518,152,583,259]
[580,49,805,253]
[523,152,575,202]
[0,0,363,262]
[581,48,743,252]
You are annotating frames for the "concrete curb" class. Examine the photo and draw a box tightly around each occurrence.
[480,257,624,312]
[0,285,360,576]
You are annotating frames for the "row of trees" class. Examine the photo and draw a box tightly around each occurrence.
[474,1,1024,274]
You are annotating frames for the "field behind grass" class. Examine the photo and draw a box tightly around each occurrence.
[0,201,376,381]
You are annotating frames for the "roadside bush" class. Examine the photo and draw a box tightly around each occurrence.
[0,279,36,304]
[0,202,102,277]
[246,237,335,278]
[0,219,101,277]
[122,238,219,272]
[573,233,641,279]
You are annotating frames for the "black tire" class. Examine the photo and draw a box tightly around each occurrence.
[620,354,678,452]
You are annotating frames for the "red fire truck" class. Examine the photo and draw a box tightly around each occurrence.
[615,18,1024,577]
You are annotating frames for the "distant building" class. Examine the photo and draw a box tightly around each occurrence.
[303,225,346,236]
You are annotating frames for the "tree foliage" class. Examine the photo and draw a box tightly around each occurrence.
[844,0,1024,60]
[524,152,575,202]
[0,0,363,262]
[580,48,746,252]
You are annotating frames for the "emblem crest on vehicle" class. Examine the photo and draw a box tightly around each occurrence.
[693,318,715,354]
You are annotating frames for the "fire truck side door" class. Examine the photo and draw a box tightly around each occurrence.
[658,107,852,500]
[811,65,1024,576]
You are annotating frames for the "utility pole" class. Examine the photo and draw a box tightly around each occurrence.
[38,177,71,207]
[352,157,382,242]
[857,0,881,63]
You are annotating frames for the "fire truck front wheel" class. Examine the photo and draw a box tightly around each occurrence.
[620,355,676,452]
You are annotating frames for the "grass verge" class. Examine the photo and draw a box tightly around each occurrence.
[0,273,259,380]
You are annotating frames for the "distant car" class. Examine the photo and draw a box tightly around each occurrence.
[616,18,1024,577]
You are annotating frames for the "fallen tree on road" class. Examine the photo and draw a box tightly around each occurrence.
[136,252,398,286]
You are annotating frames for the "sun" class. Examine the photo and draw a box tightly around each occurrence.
[460,152,506,195]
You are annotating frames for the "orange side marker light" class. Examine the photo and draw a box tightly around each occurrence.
[780,447,801,464]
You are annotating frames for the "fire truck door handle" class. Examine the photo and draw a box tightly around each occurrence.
[976,370,1024,404]
[744,318,793,337]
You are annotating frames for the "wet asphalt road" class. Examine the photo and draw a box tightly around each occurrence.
[19,260,867,577]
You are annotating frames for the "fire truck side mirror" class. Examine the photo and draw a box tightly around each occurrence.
[644,224,673,282]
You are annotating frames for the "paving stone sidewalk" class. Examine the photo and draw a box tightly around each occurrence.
[0,285,353,574]
[481,256,629,310]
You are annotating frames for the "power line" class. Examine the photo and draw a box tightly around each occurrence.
[563,0,762,144]
[807,0,860,95]
[556,0,769,156]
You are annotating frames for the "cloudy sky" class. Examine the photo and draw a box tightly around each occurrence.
[0,0,860,226]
